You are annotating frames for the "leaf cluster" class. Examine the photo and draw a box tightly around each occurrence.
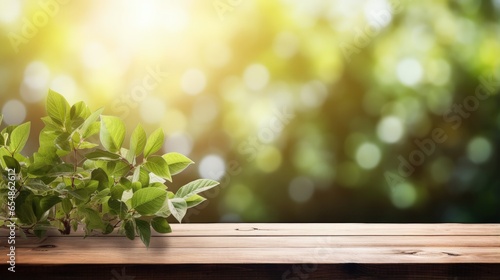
[0,90,219,247]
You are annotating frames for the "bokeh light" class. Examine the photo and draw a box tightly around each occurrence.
[198,154,226,181]
[1,0,499,223]
[467,136,493,164]
[21,61,50,103]
[396,58,424,86]
[181,68,207,96]
[355,142,382,170]
[0,0,21,23]
[288,176,315,203]
[390,182,417,209]
[140,96,167,124]
[377,116,404,143]
[243,64,270,91]
[2,99,26,125]
[163,132,193,156]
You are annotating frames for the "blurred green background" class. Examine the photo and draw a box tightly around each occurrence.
[1,0,499,223]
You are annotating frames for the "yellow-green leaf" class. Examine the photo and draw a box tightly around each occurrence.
[151,217,171,234]
[100,115,125,153]
[144,128,164,158]
[46,89,70,125]
[162,152,194,175]
[144,155,171,181]
[131,188,167,215]
[9,122,30,153]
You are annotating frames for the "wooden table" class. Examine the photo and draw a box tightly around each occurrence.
[1,223,500,279]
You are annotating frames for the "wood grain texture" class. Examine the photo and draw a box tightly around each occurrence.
[3,223,500,237]
[1,224,499,279]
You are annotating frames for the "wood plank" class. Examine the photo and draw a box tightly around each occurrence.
[1,224,499,279]
[170,223,500,236]
[10,247,500,264]
[1,224,499,266]
[2,223,499,237]
[7,235,500,249]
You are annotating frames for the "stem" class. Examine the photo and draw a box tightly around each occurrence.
[113,220,121,229]
[71,148,77,189]
[59,215,72,235]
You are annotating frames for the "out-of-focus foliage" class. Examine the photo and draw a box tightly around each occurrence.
[0,0,499,223]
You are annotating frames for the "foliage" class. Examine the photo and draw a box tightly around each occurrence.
[0,90,219,247]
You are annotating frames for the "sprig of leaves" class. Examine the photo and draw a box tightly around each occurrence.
[0,90,218,247]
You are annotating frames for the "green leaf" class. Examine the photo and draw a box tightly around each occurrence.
[92,189,111,201]
[34,229,47,239]
[127,124,146,162]
[107,160,130,178]
[131,188,167,215]
[143,128,164,158]
[85,149,121,161]
[69,102,88,130]
[124,220,135,240]
[100,115,126,153]
[110,184,126,200]
[46,89,70,125]
[61,197,73,214]
[0,147,10,169]
[185,194,207,208]
[119,177,132,190]
[78,141,99,150]
[1,125,15,139]
[162,152,194,175]
[103,223,114,235]
[71,219,78,232]
[132,166,150,187]
[82,122,100,139]
[15,191,37,225]
[108,198,128,219]
[167,191,174,199]
[80,108,104,138]
[9,122,30,153]
[24,179,52,193]
[80,207,105,231]
[154,200,171,218]
[34,195,62,220]
[39,196,62,215]
[70,101,87,120]
[3,156,20,172]
[175,179,219,200]
[131,181,142,192]
[151,217,171,234]
[71,131,81,146]
[54,132,71,151]
[121,189,134,207]
[68,181,98,203]
[135,219,151,248]
[148,182,167,189]
[46,163,74,177]
[144,155,171,181]
[168,197,187,223]
[39,127,59,149]
[67,189,86,201]
[40,116,61,132]
[91,168,110,191]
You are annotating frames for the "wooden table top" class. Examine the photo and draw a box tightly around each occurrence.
[2,223,500,265]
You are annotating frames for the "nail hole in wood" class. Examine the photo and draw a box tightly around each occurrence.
[32,244,57,251]
[235,227,259,231]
